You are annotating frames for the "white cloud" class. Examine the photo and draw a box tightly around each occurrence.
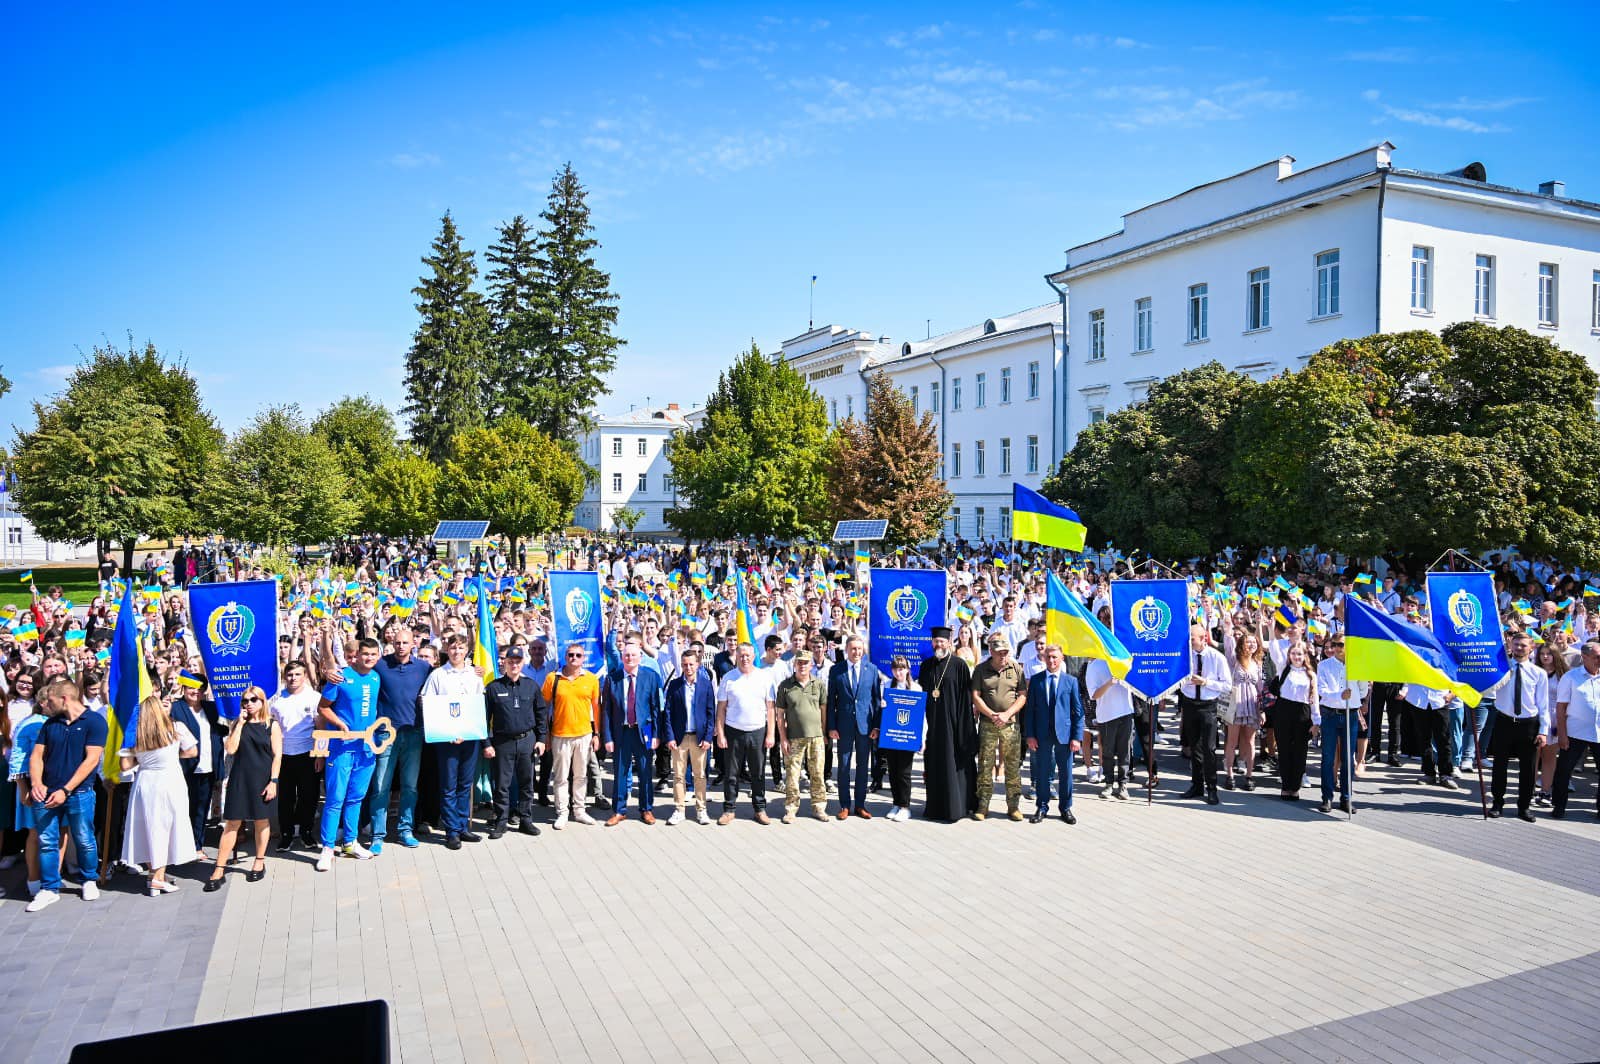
[1378,104,1504,133]
[388,152,441,169]
[30,365,75,385]
[582,136,624,152]
[1422,95,1536,113]
[1072,33,1147,49]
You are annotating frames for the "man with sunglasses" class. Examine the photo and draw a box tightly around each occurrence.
[543,644,601,828]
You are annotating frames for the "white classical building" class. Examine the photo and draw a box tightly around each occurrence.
[574,404,693,536]
[1050,141,1600,444]
[781,303,1063,542]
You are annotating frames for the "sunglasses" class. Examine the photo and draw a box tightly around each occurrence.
[242,695,263,704]
[566,652,584,659]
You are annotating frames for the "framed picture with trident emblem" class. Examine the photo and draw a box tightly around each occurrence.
[423,690,488,743]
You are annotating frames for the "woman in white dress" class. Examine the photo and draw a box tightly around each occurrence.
[120,694,198,896]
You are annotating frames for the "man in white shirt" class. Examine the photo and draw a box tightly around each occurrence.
[421,635,487,849]
[1315,637,1368,814]
[715,643,776,826]
[1178,624,1232,805]
[1401,682,1458,788]
[1551,640,1600,821]
[270,660,322,850]
[1087,657,1135,800]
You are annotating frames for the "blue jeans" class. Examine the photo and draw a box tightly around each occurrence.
[1464,701,1493,763]
[391,726,424,836]
[321,749,377,848]
[611,726,655,815]
[836,730,873,812]
[359,741,395,842]
[436,741,480,836]
[1031,740,1076,812]
[1320,710,1359,801]
[37,789,99,892]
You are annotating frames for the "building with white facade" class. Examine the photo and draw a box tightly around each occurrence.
[1050,141,1600,445]
[574,404,693,536]
[781,304,1062,542]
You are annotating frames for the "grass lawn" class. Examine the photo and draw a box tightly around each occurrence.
[0,566,107,611]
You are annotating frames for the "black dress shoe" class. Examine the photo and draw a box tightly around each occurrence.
[204,872,225,892]
[459,831,482,843]
[487,826,506,840]
[1487,807,1502,818]
[246,863,267,883]
[519,821,541,836]
[1319,799,1333,812]
[1028,809,1046,824]
[1222,775,1235,790]
[1203,793,1220,805]
[1338,800,1354,814]
[1517,810,1536,823]
[1062,809,1077,825]
[1179,788,1204,800]
[445,834,462,849]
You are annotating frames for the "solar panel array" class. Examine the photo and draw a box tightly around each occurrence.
[833,519,889,542]
[432,520,491,541]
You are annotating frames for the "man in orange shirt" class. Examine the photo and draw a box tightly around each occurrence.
[542,643,602,828]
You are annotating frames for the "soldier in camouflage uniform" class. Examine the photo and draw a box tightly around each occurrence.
[971,633,1029,820]
[776,655,830,823]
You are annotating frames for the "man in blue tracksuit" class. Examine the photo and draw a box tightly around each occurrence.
[317,636,383,871]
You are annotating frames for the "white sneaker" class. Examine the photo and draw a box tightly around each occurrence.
[26,889,59,912]
[572,811,597,826]
[887,805,902,821]
[316,847,334,872]
[1087,769,1102,784]
[696,809,711,825]
[896,808,912,822]
[81,881,100,901]
[666,808,684,826]
[342,843,374,861]
[551,816,566,830]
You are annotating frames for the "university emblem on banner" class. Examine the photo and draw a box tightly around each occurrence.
[1447,588,1483,638]
[565,587,594,630]
[1129,595,1171,643]
[885,585,929,633]
[205,601,255,657]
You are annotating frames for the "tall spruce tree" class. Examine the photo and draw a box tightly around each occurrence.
[482,214,539,421]
[522,164,623,441]
[403,212,490,463]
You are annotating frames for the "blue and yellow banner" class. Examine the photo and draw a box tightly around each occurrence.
[549,570,605,676]
[1046,571,1130,678]
[106,580,153,784]
[1425,571,1509,695]
[188,579,281,719]
[1110,579,1189,700]
[1012,483,1087,552]
[1345,596,1480,707]
[867,567,947,677]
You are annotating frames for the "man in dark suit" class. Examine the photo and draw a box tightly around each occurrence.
[1023,644,1085,825]
[601,636,665,825]
[663,646,717,825]
[826,634,882,819]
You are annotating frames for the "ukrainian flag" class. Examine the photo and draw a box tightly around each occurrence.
[1044,571,1130,679]
[18,569,32,583]
[106,580,152,784]
[473,574,498,685]
[1345,597,1480,707]
[733,574,756,647]
[1011,483,1087,552]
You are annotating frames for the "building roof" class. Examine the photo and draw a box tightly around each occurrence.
[888,302,1059,363]
[592,405,695,429]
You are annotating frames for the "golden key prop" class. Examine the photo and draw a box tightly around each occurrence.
[311,716,396,757]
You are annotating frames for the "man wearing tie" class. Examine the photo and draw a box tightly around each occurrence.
[1315,637,1367,814]
[601,638,665,826]
[1487,633,1549,821]
[1024,644,1085,824]
[1178,624,1233,805]
[827,635,882,819]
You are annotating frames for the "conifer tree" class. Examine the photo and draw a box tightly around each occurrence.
[403,212,490,462]
[483,214,539,421]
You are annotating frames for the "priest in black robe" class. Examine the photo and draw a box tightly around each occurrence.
[917,627,977,822]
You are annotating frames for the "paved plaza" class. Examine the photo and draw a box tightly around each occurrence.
[4,758,1600,1064]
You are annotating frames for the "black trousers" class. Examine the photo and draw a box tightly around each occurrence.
[1552,738,1600,817]
[1099,715,1133,784]
[1369,683,1402,758]
[1416,708,1454,779]
[769,740,785,786]
[490,732,538,826]
[100,781,132,866]
[1180,697,1219,794]
[416,739,442,827]
[1490,715,1539,812]
[537,747,554,800]
[885,749,914,807]
[278,752,320,839]
[1275,700,1312,794]
[722,726,766,814]
[186,772,214,849]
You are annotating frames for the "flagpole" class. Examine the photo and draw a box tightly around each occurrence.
[1427,551,1493,820]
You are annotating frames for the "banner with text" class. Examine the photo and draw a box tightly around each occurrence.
[1426,571,1510,694]
[877,689,927,751]
[188,578,281,720]
[867,568,947,677]
[1110,579,1190,701]
[549,570,606,676]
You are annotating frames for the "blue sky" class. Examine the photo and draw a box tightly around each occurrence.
[3,1,1595,436]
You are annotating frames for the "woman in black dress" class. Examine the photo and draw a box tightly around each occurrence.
[206,686,282,891]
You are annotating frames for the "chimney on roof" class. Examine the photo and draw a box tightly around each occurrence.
[1447,162,1487,183]
[667,403,679,411]
[1538,180,1566,197]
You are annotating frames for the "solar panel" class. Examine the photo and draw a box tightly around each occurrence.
[433,520,491,541]
[833,519,889,542]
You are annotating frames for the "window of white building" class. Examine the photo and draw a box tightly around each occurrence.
[1027,361,1040,399]
[845,396,853,420]
[830,400,838,422]
[611,473,623,492]
[1026,435,1039,473]
[1592,270,1600,330]
[1000,506,1011,539]
[1134,298,1153,352]
[637,473,648,493]
[1475,255,1496,318]
[975,373,987,408]
[1088,406,1106,425]
[930,381,940,414]
[1187,284,1208,342]
[1410,246,1432,312]
[1539,263,1559,326]
[951,442,961,477]
[1315,250,1340,317]
[975,507,986,540]
[1247,268,1270,330]
[952,378,962,410]
[999,437,1011,475]
[1089,310,1106,361]
[950,508,961,537]
[1000,367,1012,404]
[637,438,647,456]
[910,384,919,415]
[975,440,985,476]
[611,437,622,456]
[664,475,674,493]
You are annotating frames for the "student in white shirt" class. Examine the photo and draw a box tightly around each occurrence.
[269,660,322,850]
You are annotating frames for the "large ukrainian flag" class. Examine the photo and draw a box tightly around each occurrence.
[1045,571,1131,679]
[1345,597,1480,707]
[1012,483,1087,552]
[105,580,153,784]
[473,573,498,685]
[733,573,757,648]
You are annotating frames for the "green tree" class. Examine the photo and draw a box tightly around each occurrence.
[365,450,441,538]
[403,212,491,463]
[610,506,643,535]
[482,214,539,422]
[826,371,951,547]
[437,417,586,558]
[202,405,359,547]
[1046,363,1256,558]
[11,382,180,575]
[668,342,831,541]
[519,164,623,441]
[312,395,401,529]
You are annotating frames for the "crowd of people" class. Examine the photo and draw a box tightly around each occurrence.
[3,535,1598,913]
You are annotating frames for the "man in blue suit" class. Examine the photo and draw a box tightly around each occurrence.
[663,645,717,825]
[1024,644,1085,825]
[601,636,665,825]
[826,635,883,819]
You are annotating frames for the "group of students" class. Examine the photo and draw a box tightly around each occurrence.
[3,539,1598,914]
